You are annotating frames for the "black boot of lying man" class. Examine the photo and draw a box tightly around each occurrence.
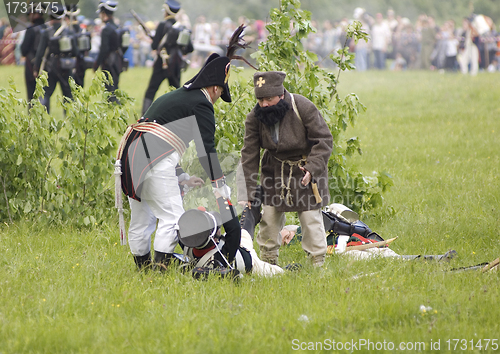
[154,251,178,271]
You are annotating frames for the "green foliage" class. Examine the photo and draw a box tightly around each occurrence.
[0,76,54,222]
[0,71,134,225]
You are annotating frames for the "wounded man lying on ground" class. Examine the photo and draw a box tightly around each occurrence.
[281,203,457,262]
[176,194,284,277]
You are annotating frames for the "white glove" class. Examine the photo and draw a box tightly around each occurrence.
[213,184,231,200]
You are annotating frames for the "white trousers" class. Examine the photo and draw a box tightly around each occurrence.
[240,229,284,276]
[458,43,479,76]
[128,152,184,256]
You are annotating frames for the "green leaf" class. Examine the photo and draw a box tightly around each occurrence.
[23,201,32,214]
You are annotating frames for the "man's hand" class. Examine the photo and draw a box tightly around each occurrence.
[281,228,295,245]
[213,184,231,200]
[299,166,311,186]
[180,176,204,188]
[280,225,299,245]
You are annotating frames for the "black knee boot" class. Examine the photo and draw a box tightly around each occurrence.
[240,186,262,239]
[154,251,176,271]
[142,97,153,115]
[133,252,152,271]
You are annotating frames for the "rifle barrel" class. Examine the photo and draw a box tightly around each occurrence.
[130,9,153,39]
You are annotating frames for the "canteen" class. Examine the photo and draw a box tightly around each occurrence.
[58,36,72,52]
[177,28,191,46]
[77,35,91,52]
[121,31,130,48]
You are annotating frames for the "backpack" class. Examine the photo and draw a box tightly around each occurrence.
[47,27,75,55]
[116,27,130,55]
[322,210,384,246]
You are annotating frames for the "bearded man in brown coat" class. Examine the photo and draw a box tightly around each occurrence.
[237,71,333,266]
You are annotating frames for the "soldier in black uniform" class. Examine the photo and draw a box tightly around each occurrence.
[33,4,78,114]
[21,2,47,102]
[66,3,89,87]
[141,0,194,114]
[93,0,123,103]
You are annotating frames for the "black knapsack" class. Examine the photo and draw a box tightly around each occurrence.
[322,210,384,246]
[116,27,130,55]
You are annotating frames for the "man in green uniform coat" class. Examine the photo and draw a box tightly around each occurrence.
[117,52,239,270]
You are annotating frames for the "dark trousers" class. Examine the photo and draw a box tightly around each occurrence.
[144,62,181,101]
[41,69,73,114]
[142,61,181,114]
[24,62,37,102]
[373,50,386,70]
[73,56,86,87]
[445,55,457,71]
[102,64,120,103]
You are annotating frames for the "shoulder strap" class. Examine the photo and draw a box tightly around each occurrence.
[158,21,172,49]
[196,247,218,267]
[290,93,301,121]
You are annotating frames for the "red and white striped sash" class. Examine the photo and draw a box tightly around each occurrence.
[116,121,187,160]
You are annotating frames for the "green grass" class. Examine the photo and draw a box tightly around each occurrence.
[1,66,500,353]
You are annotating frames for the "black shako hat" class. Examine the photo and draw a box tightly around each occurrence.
[178,208,222,249]
[97,0,118,14]
[164,0,181,14]
[49,3,66,18]
[65,2,79,14]
[183,53,231,103]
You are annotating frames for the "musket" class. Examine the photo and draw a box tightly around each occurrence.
[482,257,499,273]
[344,237,398,252]
[130,9,153,39]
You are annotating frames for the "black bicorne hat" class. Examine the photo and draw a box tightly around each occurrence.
[183,53,231,103]
[183,24,257,103]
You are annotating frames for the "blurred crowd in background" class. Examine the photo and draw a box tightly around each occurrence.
[1,6,498,75]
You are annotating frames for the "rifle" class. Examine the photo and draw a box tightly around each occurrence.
[130,9,153,39]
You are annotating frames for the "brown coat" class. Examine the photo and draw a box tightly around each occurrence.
[237,90,333,212]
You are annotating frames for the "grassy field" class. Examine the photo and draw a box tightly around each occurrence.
[1,66,499,353]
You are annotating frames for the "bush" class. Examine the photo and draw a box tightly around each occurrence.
[0,71,135,225]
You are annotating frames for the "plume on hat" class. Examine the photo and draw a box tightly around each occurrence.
[226,25,258,70]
